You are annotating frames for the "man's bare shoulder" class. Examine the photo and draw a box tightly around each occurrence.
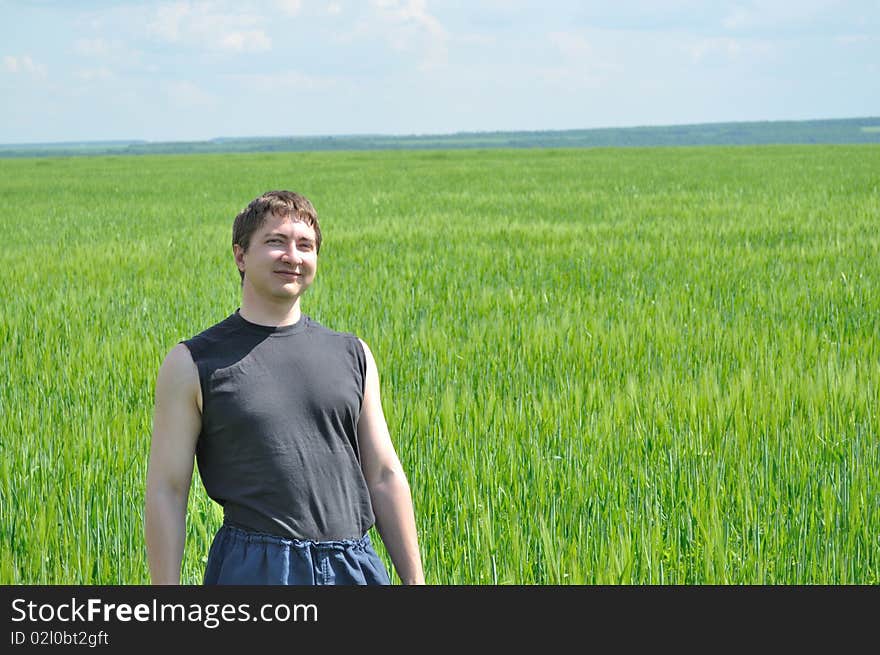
[156,343,200,395]
[162,342,196,371]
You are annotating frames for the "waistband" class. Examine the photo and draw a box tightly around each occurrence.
[220,521,374,551]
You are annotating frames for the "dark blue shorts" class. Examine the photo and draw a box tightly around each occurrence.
[203,523,392,585]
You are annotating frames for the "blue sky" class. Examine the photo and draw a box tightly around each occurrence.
[1,0,877,144]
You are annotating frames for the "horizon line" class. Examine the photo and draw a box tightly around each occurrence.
[3,115,879,149]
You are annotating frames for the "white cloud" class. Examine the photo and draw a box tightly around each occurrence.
[689,36,744,60]
[2,55,47,77]
[149,2,189,42]
[275,0,302,16]
[457,33,496,48]
[549,31,595,59]
[686,36,774,62]
[220,31,272,52]
[835,34,872,46]
[721,6,752,31]
[369,0,448,69]
[75,67,115,82]
[147,2,272,53]
[166,80,217,107]
[372,0,445,40]
[545,31,618,87]
[74,38,111,57]
[327,3,342,16]
[721,0,851,33]
[226,70,337,91]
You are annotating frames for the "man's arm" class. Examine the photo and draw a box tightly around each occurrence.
[357,339,426,585]
[144,343,202,584]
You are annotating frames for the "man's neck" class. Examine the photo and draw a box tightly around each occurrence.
[238,295,303,327]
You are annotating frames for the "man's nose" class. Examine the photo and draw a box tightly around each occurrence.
[281,244,304,263]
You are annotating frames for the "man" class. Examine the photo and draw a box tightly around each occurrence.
[145,190,425,585]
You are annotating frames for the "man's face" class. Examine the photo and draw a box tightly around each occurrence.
[234,212,318,301]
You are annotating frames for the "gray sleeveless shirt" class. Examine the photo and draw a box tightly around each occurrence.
[182,310,376,541]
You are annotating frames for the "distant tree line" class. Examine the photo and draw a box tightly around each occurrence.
[2,117,878,158]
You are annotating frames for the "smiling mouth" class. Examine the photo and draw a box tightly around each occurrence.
[275,271,302,278]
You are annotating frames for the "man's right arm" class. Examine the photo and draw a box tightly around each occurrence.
[144,343,202,584]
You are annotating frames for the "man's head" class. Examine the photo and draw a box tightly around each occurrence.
[232,190,323,282]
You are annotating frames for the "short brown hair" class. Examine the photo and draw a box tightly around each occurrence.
[232,190,323,280]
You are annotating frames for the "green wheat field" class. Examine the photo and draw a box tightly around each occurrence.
[1,145,878,584]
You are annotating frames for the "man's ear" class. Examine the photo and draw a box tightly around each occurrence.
[233,244,246,274]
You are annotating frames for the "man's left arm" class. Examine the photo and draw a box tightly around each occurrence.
[357,338,426,585]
